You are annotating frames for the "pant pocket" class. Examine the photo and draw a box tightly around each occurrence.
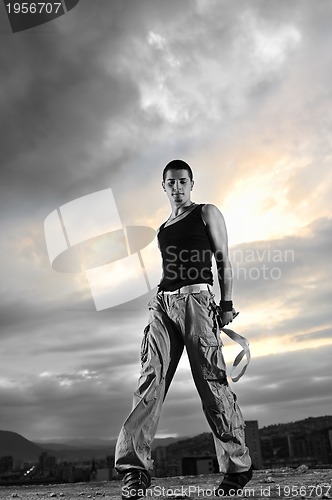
[198,336,226,381]
[140,324,150,366]
[222,385,245,432]
[135,324,159,402]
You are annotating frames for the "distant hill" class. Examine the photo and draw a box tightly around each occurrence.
[260,415,332,438]
[0,431,112,462]
[153,437,191,449]
[36,436,190,461]
[35,436,188,451]
[154,432,215,460]
[0,430,46,461]
[0,430,191,463]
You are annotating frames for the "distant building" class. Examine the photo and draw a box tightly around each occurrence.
[288,431,331,465]
[90,458,97,480]
[39,452,57,477]
[154,421,263,477]
[261,427,332,468]
[245,421,263,469]
[13,459,23,471]
[0,456,13,474]
[182,456,218,475]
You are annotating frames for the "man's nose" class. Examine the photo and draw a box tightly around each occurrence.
[173,181,182,191]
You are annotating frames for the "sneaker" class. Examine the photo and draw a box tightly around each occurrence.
[121,469,151,500]
[216,466,253,496]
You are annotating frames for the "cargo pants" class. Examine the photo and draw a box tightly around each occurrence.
[114,290,251,474]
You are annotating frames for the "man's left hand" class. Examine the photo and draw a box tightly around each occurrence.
[220,311,234,327]
[220,308,238,328]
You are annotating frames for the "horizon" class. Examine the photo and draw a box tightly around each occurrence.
[2,413,332,445]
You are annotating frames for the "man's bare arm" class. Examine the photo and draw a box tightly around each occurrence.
[202,203,234,326]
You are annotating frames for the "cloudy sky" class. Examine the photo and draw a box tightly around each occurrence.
[1,0,332,444]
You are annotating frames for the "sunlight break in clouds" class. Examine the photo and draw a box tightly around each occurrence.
[242,11,302,69]
[222,160,296,244]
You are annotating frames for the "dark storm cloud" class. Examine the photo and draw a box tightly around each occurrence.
[0,0,196,214]
[0,33,138,211]
[0,373,129,439]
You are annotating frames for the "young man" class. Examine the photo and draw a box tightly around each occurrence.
[115,160,252,498]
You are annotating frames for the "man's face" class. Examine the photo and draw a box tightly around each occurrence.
[162,169,194,205]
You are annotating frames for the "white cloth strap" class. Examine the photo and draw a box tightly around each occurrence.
[221,327,251,382]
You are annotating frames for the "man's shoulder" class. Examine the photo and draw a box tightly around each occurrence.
[201,203,223,219]
[201,203,218,211]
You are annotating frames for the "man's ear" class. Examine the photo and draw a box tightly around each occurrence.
[191,180,194,191]
[162,181,166,192]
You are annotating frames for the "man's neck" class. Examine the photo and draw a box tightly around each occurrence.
[170,200,193,217]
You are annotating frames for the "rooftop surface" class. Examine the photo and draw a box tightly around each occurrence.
[0,468,331,500]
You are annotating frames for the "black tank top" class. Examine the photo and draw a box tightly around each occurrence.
[157,204,214,291]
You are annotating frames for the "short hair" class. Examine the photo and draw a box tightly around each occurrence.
[163,159,193,182]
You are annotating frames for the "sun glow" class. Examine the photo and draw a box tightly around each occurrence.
[222,165,297,244]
